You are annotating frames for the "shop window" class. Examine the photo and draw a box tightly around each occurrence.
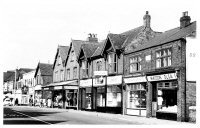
[108,53,117,74]
[97,87,105,107]
[127,84,146,109]
[106,86,121,107]
[157,82,177,113]
[156,48,172,68]
[73,67,77,79]
[129,55,142,73]
[66,69,70,80]
[65,90,77,107]
[85,88,92,109]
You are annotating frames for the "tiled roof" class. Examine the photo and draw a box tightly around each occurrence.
[3,71,15,82]
[71,39,85,57]
[125,21,196,54]
[53,45,69,68]
[59,45,70,61]
[91,41,105,57]
[107,33,127,50]
[36,63,53,76]
[82,43,99,58]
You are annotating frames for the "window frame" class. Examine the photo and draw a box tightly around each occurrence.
[73,67,77,79]
[129,55,142,73]
[108,53,117,74]
[66,69,70,80]
[155,47,172,68]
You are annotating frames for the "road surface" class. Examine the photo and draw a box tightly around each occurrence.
[4,106,138,125]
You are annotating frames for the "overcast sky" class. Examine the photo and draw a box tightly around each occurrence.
[0,0,199,81]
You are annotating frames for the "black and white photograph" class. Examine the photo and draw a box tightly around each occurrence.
[0,0,198,126]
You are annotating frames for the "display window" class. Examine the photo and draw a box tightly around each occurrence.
[106,85,121,107]
[85,88,92,109]
[65,90,77,107]
[157,82,177,113]
[53,90,63,108]
[127,84,146,109]
[97,87,105,107]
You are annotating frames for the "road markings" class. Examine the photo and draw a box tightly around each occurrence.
[12,110,52,125]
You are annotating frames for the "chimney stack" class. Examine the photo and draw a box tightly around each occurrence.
[143,11,151,28]
[180,11,191,28]
[87,33,98,43]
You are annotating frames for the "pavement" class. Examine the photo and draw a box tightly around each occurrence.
[31,106,193,125]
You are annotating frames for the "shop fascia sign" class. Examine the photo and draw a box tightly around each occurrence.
[94,71,108,76]
[107,75,122,85]
[147,73,177,82]
[124,76,147,84]
[80,79,92,87]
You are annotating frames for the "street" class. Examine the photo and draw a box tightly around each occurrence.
[3,106,138,125]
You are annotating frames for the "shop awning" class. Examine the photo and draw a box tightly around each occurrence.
[43,80,78,88]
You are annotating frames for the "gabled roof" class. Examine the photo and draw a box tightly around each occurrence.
[53,45,69,69]
[81,43,99,59]
[125,21,196,54]
[107,33,127,50]
[34,63,53,77]
[91,41,105,58]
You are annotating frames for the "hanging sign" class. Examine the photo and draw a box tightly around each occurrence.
[147,73,177,82]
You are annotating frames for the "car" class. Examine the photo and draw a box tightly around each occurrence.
[3,98,13,106]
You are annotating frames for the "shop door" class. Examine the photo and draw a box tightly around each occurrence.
[152,82,157,117]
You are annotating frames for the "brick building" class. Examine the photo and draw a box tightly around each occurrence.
[123,11,196,121]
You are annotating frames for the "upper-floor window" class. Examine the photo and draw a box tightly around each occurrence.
[67,69,70,80]
[58,56,62,66]
[71,50,75,62]
[55,71,59,82]
[108,53,117,74]
[130,55,142,73]
[60,70,64,81]
[73,67,77,79]
[156,48,172,68]
[96,60,102,71]
[82,61,89,78]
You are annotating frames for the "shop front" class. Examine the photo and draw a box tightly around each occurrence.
[52,86,64,108]
[42,87,53,107]
[147,72,178,120]
[124,76,147,116]
[64,85,78,109]
[34,85,42,106]
[94,75,122,114]
[79,79,92,110]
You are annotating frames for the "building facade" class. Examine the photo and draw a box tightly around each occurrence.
[34,63,53,106]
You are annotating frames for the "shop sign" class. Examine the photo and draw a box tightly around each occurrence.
[80,79,92,87]
[124,76,146,84]
[147,73,177,82]
[43,88,49,90]
[107,75,122,85]
[94,71,108,76]
[93,77,105,87]
[54,86,62,90]
[34,85,42,90]
[64,86,78,90]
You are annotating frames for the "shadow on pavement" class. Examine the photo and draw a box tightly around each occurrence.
[4,107,67,124]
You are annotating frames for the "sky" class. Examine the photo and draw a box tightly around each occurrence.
[0,0,199,82]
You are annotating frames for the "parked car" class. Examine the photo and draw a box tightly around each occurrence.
[3,98,13,106]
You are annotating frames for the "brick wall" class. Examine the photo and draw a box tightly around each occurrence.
[186,81,196,122]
